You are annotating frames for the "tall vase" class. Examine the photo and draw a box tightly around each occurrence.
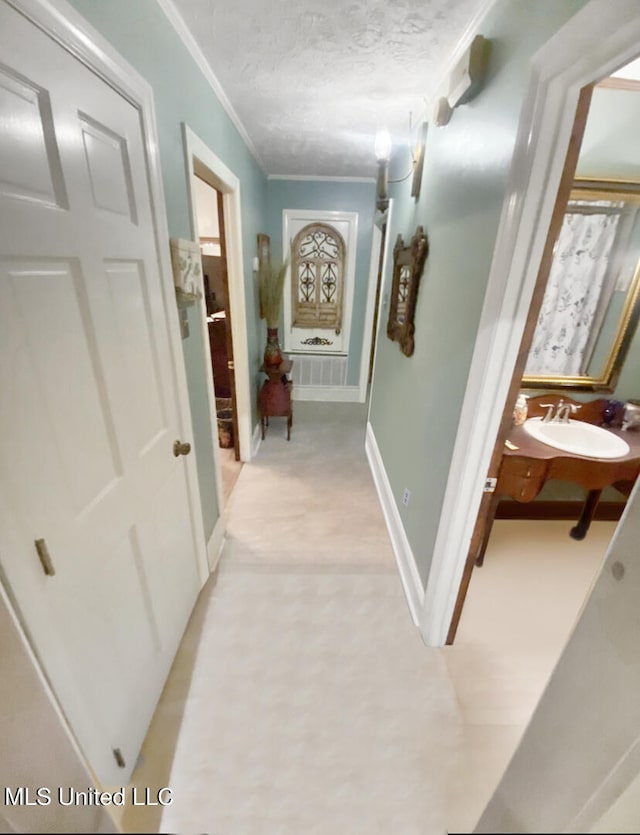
[263,326,282,369]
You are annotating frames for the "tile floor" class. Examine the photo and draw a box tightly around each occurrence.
[117,402,616,834]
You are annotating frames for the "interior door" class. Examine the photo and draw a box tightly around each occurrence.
[445,85,594,644]
[0,1,203,784]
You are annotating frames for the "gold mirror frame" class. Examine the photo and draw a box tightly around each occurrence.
[522,179,640,392]
[387,225,429,357]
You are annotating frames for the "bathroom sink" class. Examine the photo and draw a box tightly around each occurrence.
[522,417,630,459]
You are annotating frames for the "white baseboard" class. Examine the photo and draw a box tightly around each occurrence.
[206,515,226,573]
[365,422,425,625]
[292,385,363,403]
[251,421,262,458]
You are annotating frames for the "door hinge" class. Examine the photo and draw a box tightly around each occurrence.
[483,477,497,493]
[113,748,126,769]
[34,539,55,576]
[227,360,235,370]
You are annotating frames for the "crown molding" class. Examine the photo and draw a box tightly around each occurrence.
[155,0,265,172]
[268,174,376,184]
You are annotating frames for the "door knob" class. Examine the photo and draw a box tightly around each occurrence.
[173,440,192,457]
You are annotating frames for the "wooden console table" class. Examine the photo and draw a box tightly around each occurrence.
[259,359,293,440]
[475,422,640,566]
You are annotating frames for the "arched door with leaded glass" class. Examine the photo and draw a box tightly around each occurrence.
[283,210,358,355]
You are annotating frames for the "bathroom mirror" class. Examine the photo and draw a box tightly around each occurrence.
[523,179,640,391]
[387,225,429,357]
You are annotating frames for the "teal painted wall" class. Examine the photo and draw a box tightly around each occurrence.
[368,0,589,587]
[68,0,268,540]
[266,179,376,386]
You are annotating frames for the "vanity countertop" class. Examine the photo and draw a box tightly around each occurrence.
[474,422,640,567]
[504,422,640,467]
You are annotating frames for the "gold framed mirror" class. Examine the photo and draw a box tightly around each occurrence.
[523,178,640,391]
[387,225,429,357]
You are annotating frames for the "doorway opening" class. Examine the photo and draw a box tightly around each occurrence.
[183,124,253,521]
[451,55,640,646]
[440,52,640,829]
[193,175,242,502]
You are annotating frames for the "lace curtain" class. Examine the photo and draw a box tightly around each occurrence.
[525,201,623,377]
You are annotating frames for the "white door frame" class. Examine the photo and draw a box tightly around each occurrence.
[367,202,395,420]
[183,125,252,476]
[420,0,640,646]
[358,222,383,402]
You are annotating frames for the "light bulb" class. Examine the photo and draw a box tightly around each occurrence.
[374,129,392,162]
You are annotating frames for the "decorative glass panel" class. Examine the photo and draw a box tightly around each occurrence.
[320,263,338,303]
[298,262,315,303]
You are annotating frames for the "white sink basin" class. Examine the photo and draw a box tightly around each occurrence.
[522,417,630,459]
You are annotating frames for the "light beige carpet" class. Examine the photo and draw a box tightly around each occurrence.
[158,402,462,834]
[223,402,395,569]
[118,402,615,834]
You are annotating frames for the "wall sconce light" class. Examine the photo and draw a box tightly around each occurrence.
[374,128,392,210]
[410,121,427,199]
[374,118,427,209]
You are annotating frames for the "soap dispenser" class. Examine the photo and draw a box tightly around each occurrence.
[513,393,528,426]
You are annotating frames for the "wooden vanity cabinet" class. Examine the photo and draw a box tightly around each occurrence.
[475,422,640,566]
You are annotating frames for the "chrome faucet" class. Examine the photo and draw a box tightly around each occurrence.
[557,402,579,423]
[540,400,579,423]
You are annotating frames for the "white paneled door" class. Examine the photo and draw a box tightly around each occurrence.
[0,2,204,784]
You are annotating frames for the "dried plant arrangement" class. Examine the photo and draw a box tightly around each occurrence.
[258,253,290,328]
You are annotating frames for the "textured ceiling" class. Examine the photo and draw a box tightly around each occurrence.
[169,0,491,178]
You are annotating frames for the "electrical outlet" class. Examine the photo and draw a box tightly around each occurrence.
[402,488,411,507]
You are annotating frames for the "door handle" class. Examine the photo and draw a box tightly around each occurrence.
[227,360,235,370]
[173,440,192,457]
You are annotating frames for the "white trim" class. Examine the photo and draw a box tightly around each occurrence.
[358,224,383,402]
[0,579,95,789]
[365,423,424,626]
[420,0,640,648]
[268,174,376,184]
[206,515,226,573]
[183,125,253,470]
[292,385,362,403]
[282,209,359,355]
[155,0,264,172]
[568,733,640,831]
[367,200,395,425]
[251,421,262,458]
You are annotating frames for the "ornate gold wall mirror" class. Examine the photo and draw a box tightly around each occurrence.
[387,225,429,357]
[523,179,640,391]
